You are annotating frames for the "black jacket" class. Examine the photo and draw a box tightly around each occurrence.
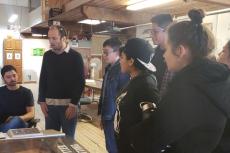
[151,46,167,90]
[38,49,85,105]
[115,71,159,153]
[130,58,230,153]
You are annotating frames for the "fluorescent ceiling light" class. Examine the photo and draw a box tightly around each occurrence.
[96,30,109,34]
[127,0,174,11]
[8,14,18,23]
[32,34,47,37]
[78,19,106,25]
[127,0,145,5]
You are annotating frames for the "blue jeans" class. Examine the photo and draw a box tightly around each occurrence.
[102,120,118,153]
[0,116,27,132]
[45,105,77,138]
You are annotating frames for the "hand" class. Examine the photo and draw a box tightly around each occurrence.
[5,116,13,123]
[65,104,77,120]
[40,102,48,117]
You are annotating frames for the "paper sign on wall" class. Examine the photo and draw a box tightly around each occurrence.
[33,48,45,56]
[15,53,21,60]
[6,53,13,60]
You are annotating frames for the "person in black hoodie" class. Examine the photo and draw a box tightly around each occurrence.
[115,38,159,153]
[130,9,230,153]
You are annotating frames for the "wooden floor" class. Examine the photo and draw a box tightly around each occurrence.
[77,122,107,153]
[23,83,107,153]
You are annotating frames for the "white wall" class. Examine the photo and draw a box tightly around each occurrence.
[0,4,29,30]
[215,12,230,52]
[22,39,49,82]
[135,24,154,47]
[29,6,42,27]
[0,0,28,7]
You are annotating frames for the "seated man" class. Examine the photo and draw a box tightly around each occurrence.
[0,65,34,132]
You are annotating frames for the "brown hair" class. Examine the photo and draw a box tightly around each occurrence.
[1,65,17,77]
[167,9,215,59]
[151,14,173,29]
[49,25,67,38]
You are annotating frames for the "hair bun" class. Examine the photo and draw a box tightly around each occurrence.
[188,9,205,25]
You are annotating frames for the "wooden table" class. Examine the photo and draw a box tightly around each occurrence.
[0,135,89,153]
[85,79,102,102]
[85,79,102,91]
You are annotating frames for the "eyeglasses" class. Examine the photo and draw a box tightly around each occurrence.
[103,51,114,56]
[151,28,165,35]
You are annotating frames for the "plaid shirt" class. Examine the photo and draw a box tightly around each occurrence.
[159,70,174,97]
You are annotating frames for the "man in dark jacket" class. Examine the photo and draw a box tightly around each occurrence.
[98,38,129,153]
[151,14,173,96]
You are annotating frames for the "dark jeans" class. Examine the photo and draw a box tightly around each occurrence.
[102,120,118,153]
[45,105,77,138]
[0,116,27,132]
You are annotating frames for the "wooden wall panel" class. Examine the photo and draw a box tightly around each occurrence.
[3,39,23,83]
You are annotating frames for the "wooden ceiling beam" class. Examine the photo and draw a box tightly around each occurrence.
[81,5,133,24]
[81,5,153,24]
[193,0,230,6]
[64,0,91,12]
[48,0,62,8]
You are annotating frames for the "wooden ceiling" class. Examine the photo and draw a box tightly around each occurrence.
[21,0,230,37]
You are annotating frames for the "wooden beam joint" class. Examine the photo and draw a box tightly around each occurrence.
[194,0,230,6]
[81,5,153,24]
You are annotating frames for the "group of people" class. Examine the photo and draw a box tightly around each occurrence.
[0,25,85,139]
[1,7,230,153]
[99,9,230,153]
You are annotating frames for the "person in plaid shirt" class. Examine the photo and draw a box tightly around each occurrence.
[150,14,174,97]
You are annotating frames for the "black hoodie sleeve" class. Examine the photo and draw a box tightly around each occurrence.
[129,82,220,153]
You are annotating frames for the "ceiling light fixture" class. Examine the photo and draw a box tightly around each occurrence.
[126,0,174,11]
[8,14,18,23]
[78,19,106,25]
[32,34,47,37]
[127,0,145,5]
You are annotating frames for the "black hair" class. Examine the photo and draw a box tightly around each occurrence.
[103,37,122,52]
[1,65,17,77]
[151,14,173,29]
[49,25,67,38]
[167,9,215,59]
[119,46,126,56]
[121,38,154,72]
[120,48,147,71]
